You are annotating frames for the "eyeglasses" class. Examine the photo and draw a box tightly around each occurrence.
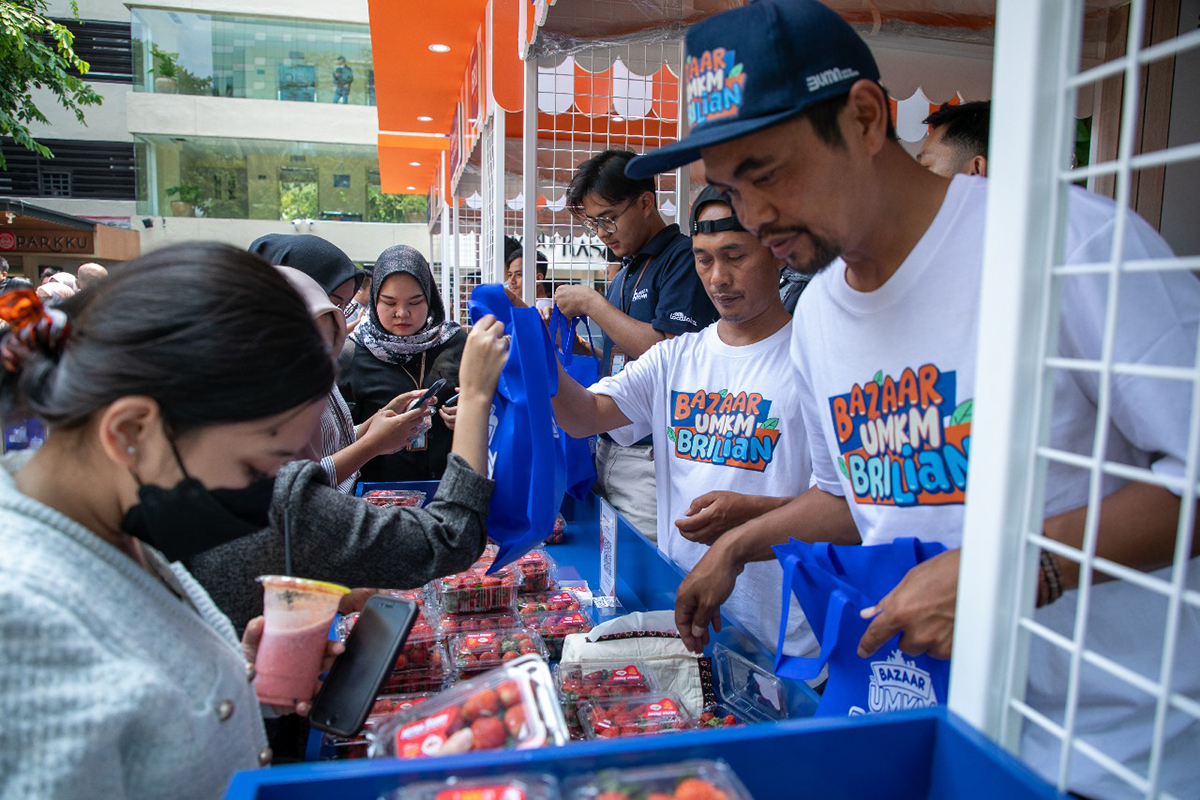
[579,200,635,237]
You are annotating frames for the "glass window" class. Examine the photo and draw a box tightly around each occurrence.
[135,136,387,220]
[131,8,374,106]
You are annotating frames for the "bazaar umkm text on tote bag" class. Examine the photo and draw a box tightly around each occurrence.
[548,307,599,500]
[773,537,950,718]
[468,284,567,569]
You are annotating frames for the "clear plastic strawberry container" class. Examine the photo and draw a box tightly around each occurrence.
[700,643,788,728]
[336,607,441,675]
[578,692,695,739]
[521,608,593,660]
[431,562,521,615]
[554,660,660,738]
[324,693,434,759]
[362,489,426,508]
[370,653,569,759]
[393,773,562,800]
[564,759,753,800]
[448,626,548,679]
[517,588,582,616]
[436,610,521,637]
[380,641,450,694]
[544,512,567,545]
[513,548,557,592]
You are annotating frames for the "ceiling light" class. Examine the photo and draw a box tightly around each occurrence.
[407,186,417,191]
[409,161,421,166]
[417,115,433,122]
[428,43,450,53]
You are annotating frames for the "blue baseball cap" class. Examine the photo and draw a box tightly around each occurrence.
[626,0,879,179]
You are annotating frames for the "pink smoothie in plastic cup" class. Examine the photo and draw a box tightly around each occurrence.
[253,575,350,706]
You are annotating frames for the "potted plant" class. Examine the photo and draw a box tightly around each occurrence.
[150,46,180,94]
[165,184,205,216]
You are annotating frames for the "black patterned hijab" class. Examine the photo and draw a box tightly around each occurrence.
[350,245,460,363]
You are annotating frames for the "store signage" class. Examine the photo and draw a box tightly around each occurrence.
[0,231,94,254]
[598,498,618,599]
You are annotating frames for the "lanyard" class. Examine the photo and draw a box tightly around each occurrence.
[618,256,651,316]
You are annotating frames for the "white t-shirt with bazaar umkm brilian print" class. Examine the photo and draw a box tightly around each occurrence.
[591,321,816,658]
[791,175,1200,799]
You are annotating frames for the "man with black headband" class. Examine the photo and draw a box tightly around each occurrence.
[627,1,1199,794]
[548,186,817,659]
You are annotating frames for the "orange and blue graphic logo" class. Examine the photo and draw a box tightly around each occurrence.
[668,389,779,472]
[686,48,746,128]
[829,365,971,506]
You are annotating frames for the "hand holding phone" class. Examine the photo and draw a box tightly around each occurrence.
[406,377,448,412]
[308,595,418,738]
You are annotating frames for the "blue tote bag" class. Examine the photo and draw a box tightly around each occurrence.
[548,308,599,500]
[468,284,567,569]
[772,538,951,718]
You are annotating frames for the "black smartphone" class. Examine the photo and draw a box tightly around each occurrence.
[308,595,418,738]
[406,377,448,412]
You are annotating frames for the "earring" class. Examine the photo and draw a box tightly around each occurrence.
[126,445,136,456]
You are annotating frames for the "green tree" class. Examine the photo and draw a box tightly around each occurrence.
[367,187,428,223]
[0,0,102,168]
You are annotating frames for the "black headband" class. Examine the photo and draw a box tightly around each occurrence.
[692,215,746,235]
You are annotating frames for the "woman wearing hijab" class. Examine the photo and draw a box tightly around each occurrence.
[248,233,362,310]
[273,266,429,492]
[344,245,465,481]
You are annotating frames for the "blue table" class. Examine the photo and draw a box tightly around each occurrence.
[230,486,1062,799]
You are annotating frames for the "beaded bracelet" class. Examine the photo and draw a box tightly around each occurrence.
[1037,550,1064,607]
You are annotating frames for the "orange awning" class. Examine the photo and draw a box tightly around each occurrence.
[368,0,489,194]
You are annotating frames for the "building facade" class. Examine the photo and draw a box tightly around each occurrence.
[7,0,429,271]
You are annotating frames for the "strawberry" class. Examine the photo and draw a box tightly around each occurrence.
[469,716,507,750]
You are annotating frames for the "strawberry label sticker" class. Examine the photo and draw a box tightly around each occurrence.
[612,666,643,683]
[520,551,544,563]
[644,699,678,719]
[464,632,495,649]
[560,613,585,627]
[436,788,527,800]
[549,591,574,603]
[395,711,455,759]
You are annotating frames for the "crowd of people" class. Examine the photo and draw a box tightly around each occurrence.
[0,1,1195,798]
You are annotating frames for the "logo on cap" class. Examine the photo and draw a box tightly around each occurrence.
[805,66,861,93]
[686,48,746,129]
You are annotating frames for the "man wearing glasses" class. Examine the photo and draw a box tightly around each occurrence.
[554,149,718,541]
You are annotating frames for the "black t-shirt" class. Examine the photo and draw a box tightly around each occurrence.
[343,330,466,482]
[599,223,717,377]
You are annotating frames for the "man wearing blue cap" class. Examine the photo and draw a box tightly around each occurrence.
[628,1,1200,795]
[550,187,817,659]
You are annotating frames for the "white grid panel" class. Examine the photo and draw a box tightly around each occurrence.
[955,1,1200,798]
[521,38,683,311]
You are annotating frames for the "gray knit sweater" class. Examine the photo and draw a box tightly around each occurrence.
[187,453,492,633]
[0,456,268,800]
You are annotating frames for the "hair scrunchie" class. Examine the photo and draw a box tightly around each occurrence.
[0,288,70,373]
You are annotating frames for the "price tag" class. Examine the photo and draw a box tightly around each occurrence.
[599,497,618,599]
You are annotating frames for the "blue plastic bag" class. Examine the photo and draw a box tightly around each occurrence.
[548,308,599,500]
[468,284,566,569]
[773,537,950,718]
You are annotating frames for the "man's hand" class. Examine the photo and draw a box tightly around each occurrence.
[242,616,345,717]
[675,492,783,546]
[674,543,744,653]
[553,284,604,318]
[857,548,960,660]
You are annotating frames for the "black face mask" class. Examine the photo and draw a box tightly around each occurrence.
[120,440,276,562]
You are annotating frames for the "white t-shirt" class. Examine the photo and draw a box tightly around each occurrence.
[592,321,817,658]
[792,175,1200,798]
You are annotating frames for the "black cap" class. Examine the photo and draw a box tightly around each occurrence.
[690,185,746,235]
[627,0,879,179]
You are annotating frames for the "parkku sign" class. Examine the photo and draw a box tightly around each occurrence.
[0,231,94,254]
